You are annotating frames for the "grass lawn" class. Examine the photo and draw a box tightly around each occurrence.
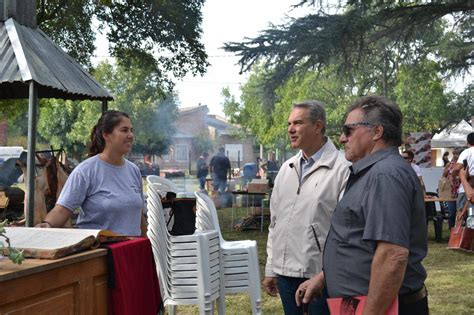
[177,206,474,315]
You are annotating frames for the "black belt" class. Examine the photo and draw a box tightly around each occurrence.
[398,284,427,304]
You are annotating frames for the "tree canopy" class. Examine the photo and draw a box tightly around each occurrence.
[37,61,177,160]
[37,0,208,87]
[225,1,472,78]
[222,0,473,153]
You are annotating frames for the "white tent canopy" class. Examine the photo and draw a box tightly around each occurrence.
[431,120,472,148]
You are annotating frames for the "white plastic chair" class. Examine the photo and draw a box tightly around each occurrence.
[147,174,179,229]
[147,182,226,315]
[147,175,178,197]
[195,192,262,315]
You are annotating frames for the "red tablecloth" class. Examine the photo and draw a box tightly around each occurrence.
[104,238,162,315]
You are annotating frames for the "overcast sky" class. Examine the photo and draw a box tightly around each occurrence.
[174,0,309,115]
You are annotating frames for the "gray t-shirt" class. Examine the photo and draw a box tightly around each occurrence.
[57,155,144,236]
[323,147,427,297]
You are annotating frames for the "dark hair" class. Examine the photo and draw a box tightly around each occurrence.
[292,100,326,134]
[347,96,403,146]
[403,150,414,160]
[453,147,464,155]
[88,110,130,157]
[467,132,474,145]
[218,147,225,153]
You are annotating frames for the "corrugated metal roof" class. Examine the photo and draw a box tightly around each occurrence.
[0,18,113,101]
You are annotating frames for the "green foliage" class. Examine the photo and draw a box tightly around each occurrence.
[227,59,470,151]
[38,0,96,69]
[93,61,177,156]
[222,0,472,148]
[222,87,241,125]
[394,59,450,133]
[0,220,25,265]
[0,100,28,122]
[223,66,353,151]
[37,0,209,83]
[37,61,177,159]
[37,99,98,159]
[224,1,472,102]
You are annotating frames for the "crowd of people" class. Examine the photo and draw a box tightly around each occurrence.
[34,95,474,315]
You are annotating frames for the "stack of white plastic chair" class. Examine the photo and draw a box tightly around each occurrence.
[147,181,225,315]
[146,175,179,228]
[146,175,178,197]
[195,191,262,315]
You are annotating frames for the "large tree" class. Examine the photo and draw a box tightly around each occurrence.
[224,0,473,109]
[37,0,208,86]
[224,58,471,153]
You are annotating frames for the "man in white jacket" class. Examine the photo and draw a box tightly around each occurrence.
[263,100,350,314]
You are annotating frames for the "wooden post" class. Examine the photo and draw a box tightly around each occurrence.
[102,100,108,113]
[26,81,38,227]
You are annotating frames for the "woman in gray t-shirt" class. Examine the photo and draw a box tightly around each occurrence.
[36,111,144,236]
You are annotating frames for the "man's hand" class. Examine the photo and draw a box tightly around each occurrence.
[295,272,325,306]
[262,277,278,297]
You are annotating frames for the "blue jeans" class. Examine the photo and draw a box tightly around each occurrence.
[277,275,329,315]
[212,176,227,194]
[198,176,206,190]
[446,200,457,228]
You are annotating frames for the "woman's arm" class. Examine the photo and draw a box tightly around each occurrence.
[36,204,73,228]
[442,163,451,178]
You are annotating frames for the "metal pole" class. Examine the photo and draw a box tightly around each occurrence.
[238,150,240,169]
[26,81,38,227]
[102,100,108,113]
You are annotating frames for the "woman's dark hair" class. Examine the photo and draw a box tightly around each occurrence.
[88,110,130,157]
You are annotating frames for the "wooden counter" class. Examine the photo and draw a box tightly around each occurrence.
[0,249,108,314]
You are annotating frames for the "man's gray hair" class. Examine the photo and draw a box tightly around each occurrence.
[347,96,403,146]
[292,100,326,134]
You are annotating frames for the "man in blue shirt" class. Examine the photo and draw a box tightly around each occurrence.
[209,147,231,194]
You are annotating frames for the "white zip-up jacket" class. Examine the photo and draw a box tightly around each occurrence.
[265,139,350,278]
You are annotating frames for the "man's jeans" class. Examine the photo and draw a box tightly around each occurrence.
[212,176,227,194]
[277,275,329,315]
[198,176,206,190]
[446,200,457,228]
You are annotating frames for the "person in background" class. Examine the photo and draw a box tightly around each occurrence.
[196,152,209,192]
[442,148,463,228]
[442,151,450,167]
[402,150,426,194]
[209,147,231,195]
[264,100,350,314]
[260,152,280,188]
[453,133,474,207]
[296,96,428,315]
[36,110,146,236]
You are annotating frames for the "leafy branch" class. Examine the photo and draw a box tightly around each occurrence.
[0,220,25,265]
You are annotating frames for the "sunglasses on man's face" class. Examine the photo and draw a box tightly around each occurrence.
[342,122,373,137]
[402,156,410,160]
